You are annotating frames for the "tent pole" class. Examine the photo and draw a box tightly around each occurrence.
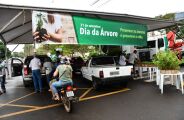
[0,11,23,33]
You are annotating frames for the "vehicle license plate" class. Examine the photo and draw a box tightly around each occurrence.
[110,71,119,75]
[66,91,74,97]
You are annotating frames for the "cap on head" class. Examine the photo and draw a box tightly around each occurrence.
[60,57,66,64]
[60,57,70,64]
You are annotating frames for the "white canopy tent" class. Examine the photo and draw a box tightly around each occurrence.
[0,4,180,45]
[0,4,181,79]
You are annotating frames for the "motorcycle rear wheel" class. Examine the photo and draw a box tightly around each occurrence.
[63,95,73,113]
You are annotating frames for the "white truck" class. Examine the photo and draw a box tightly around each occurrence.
[136,35,167,61]
[81,56,133,90]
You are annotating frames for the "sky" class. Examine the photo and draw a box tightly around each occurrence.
[0,0,184,17]
[0,0,184,52]
[7,44,24,52]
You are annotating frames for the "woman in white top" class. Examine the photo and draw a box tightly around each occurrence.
[119,52,126,66]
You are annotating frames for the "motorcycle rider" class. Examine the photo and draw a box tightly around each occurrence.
[50,57,73,100]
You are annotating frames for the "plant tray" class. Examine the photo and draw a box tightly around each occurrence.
[160,70,179,74]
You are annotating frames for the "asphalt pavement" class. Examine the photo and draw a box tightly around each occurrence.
[1,75,184,120]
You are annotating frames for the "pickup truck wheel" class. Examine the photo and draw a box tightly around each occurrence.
[121,81,128,88]
[92,80,100,90]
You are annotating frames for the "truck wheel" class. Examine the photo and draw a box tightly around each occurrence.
[121,81,128,88]
[92,80,100,90]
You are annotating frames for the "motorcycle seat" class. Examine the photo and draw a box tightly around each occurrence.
[62,82,73,89]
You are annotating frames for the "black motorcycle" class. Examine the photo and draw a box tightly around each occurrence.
[57,83,78,113]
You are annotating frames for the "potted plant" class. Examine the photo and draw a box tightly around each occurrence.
[35,12,48,43]
[153,50,181,74]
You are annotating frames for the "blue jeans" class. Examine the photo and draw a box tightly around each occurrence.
[32,69,42,92]
[51,80,73,94]
[46,74,50,85]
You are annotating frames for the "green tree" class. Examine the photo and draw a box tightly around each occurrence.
[35,44,99,58]
[155,13,184,39]
[12,52,24,58]
[36,44,49,55]
[62,45,97,58]
[179,22,184,38]
[0,41,11,60]
[36,44,61,55]
[24,44,34,56]
[155,13,175,20]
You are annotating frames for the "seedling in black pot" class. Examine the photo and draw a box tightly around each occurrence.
[35,13,48,43]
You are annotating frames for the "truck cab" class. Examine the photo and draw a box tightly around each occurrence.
[136,35,167,61]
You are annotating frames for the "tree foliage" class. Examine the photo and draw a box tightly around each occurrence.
[36,44,98,58]
[0,42,11,60]
[23,44,34,56]
[155,13,184,39]
[155,13,175,20]
[62,45,97,57]
[12,52,24,58]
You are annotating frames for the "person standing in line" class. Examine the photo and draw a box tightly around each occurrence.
[29,53,42,93]
[119,52,127,66]
[0,61,7,94]
[50,50,62,79]
[128,50,138,76]
[43,57,53,86]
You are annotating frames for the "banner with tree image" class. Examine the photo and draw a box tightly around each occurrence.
[32,11,147,46]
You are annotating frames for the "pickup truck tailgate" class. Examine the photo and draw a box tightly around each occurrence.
[100,65,133,78]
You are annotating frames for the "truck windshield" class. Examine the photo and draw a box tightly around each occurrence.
[92,57,114,65]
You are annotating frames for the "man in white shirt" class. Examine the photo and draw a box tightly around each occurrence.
[29,54,42,93]
[128,50,138,77]
[128,50,138,65]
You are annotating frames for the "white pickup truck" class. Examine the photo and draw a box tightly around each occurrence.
[81,56,133,90]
